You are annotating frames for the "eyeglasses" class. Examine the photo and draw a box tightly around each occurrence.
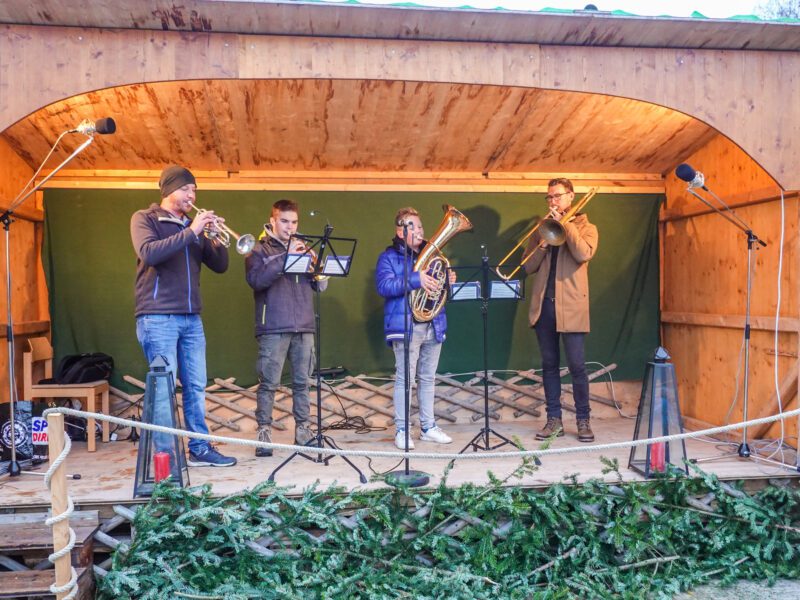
[545,192,571,202]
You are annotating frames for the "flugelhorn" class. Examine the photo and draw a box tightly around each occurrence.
[188,203,256,255]
[495,187,597,281]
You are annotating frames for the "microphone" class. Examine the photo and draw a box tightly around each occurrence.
[396,218,415,229]
[675,163,707,190]
[70,117,117,136]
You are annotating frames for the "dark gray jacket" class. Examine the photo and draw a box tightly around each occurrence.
[244,235,325,336]
[131,203,229,317]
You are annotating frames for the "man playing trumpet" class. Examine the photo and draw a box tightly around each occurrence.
[130,165,237,467]
[525,178,599,442]
[245,199,326,456]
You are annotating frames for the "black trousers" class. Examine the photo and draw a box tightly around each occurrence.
[534,298,591,420]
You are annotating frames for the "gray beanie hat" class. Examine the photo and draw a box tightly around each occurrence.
[159,165,196,198]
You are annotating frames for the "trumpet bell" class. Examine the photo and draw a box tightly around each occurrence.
[236,234,256,255]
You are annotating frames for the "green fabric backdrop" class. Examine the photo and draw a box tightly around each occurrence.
[43,189,661,390]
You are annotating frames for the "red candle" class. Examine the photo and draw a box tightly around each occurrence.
[649,442,666,473]
[154,452,171,482]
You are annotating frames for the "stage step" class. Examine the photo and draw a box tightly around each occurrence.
[0,567,93,599]
[0,510,99,558]
[0,510,100,599]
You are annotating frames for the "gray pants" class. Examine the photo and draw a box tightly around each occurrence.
[255,332,314,426]
[391,322,442,432]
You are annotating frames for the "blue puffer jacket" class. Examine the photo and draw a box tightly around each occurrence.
[375,237,447,345]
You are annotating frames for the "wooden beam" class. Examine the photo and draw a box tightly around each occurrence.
[35,169,665,194]
[661,188,797,222]
[0,320,49,339]
[661,312,799,333]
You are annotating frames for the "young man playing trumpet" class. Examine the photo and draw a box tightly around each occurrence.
[130,165,236,467]
[375,207,455,449]
[245,199,326,457]
[525,178,599,442]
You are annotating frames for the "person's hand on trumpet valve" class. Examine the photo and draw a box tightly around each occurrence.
[190,209,221,238]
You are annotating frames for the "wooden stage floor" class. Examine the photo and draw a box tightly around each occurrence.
[2,413,798,510]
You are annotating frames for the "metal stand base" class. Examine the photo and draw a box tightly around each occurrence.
[268,433,367,484]
[692,442,800,473]
[460,426,514,452]
[385,469,430,488]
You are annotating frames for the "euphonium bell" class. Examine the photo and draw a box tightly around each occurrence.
[409,205,473,322]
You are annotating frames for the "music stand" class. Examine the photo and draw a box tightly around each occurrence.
[451,247,539,462]
[268,225,367,483]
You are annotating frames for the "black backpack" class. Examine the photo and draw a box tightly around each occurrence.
[54,353,114,384]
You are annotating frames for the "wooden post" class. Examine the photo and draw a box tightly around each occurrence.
[47,413,71,600]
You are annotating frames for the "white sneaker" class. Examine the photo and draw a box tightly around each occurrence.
[395,430,415,450]
[420,426,452,444]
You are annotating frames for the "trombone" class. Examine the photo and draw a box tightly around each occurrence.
[187,203,256,255]
[495,187,597,281]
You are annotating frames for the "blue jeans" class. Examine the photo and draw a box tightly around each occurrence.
[136,314,210,454]
[534,298,590,420]
[255,333,314,426]
[392,322,442,432]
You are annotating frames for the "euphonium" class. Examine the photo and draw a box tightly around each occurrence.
[409,205,473,321]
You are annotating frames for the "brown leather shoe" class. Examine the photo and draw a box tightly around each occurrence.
[576,419,595,443]
[535,417,564,440]
[255,425,273,457]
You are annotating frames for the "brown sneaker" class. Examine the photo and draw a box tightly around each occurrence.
[295,423,315,446]
[255,425,273,457]
[576,419,595,443]
[535,417,564,440]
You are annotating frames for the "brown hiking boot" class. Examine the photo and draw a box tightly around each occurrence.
[535,417,564,440]
[295,423,315,446]
[576,419,595,443]
[255,425,273,457]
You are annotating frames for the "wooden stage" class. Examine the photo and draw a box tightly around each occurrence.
[2,405,798,511]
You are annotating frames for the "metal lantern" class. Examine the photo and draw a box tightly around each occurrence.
[628,347,689,478]
[133,355,189,497]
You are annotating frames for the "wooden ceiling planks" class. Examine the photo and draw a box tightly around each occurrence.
[0,1,798,51]
[0,79,713,182]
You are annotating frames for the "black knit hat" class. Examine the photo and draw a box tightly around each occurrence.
[159,165,196,198]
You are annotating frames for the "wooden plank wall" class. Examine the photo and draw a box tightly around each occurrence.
[0,137,48,404]
[662,134,798,446]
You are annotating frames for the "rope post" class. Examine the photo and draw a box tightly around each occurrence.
[47,412,71,600]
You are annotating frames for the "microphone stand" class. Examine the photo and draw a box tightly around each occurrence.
[685,185,794,471]
[387,223,430,487]
[2,132,95,478]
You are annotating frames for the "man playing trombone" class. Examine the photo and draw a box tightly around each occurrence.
[245,199,326,456]
[525,178,599,442]
[130,165,237,467]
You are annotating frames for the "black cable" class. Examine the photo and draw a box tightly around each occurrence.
[317,380,388,435]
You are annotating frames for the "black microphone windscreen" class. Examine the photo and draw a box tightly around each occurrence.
[95,117,116,135]
[675,163,696,183]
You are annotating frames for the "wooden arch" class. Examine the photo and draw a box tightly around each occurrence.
[0,25,796,189]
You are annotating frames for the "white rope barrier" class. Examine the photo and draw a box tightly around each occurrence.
[42,405,800,463]
[43,431,78,600]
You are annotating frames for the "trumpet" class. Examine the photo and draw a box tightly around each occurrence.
[188,203,256,255]
[495,187,597,281]
[264,227,329,282]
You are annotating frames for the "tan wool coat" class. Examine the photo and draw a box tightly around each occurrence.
[524,213,598,333]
